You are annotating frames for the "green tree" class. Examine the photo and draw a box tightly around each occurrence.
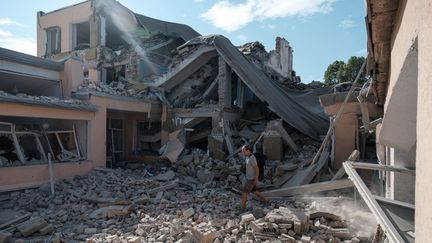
[324,56,367,84]
[324,60,345,85]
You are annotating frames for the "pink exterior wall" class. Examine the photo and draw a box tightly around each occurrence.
[90,95,162,162]
[37,1,92,56]
[0,102,105,191]
[0,161,94,192]
[61,58,85,98]
[0,103,93,120]
[323,102,382,168]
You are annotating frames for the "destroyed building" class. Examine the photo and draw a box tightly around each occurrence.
[0,0,330,174]
[0,0,428,242]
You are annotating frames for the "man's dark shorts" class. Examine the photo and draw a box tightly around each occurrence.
[242,179,257,193]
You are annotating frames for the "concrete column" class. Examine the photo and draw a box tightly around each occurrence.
[333,113,358,169]
[88,96,107,167]
[218,57,232,108]
[416,1,432,239]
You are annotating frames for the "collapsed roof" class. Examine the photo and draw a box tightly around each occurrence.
[134,14,200,42]
[156,35,330,139]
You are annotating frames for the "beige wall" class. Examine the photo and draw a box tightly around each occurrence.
[0,102,93,120]
[378,0,432,239]
[385,0,421,109]
[323,102,382,168]
[89,95,162,163]
[416,0,432,240]
[61,58,85,98]
[37,1,92,56]
[0,161,94,192]
[0,102,105,191]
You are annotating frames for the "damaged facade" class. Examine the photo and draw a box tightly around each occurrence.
[363,0,431,241]
[1,0,427,242]
[0,0,328,193]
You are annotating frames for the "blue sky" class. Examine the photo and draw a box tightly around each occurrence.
[0,0,366,83]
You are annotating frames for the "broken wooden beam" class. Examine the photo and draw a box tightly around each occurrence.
[147,179,179,194]
[262,179,353,198]
[348,161,415,175]
[0,213,31,230]
[331,150,360,181]
[222,119,235,155]
[17,217,49,237]
[282,150,329,188]
[269,120,298,152]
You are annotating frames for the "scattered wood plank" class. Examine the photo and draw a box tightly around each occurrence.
[0,213,31,230]
[222,119,235,155]
[271,171,296,189]
[269,120,298,152]
[17,217,48,237]
[202,78,218,99]
[331,150,360,181]
[147,179,179,194]
[261,179,354,198]
[282,151,329,188]
[231,187,260,201]
[310,211,342,221]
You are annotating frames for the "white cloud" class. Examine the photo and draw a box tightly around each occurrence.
[0,29,13,37]
[201,0,336,32]
[0,18,36,55]
[0,36,36,56]
[0,29,36,56]
[340,19,355,29]
[201,1,256,32]
[237,34,248,41]
[355,48,367,56]
[259,23,276,30]
[0,18,24,27]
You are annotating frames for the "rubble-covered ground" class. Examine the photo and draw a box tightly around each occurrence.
[0,150,377,243]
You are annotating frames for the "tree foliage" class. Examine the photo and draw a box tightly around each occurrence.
[324,56,367,85]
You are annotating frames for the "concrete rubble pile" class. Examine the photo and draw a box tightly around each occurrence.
[0,90,95,108]
[77,78,160,101]
[168,63,218,109]
[172,141,321,190]
[0,166,375,243]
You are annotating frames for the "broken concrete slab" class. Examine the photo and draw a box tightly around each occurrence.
[17,217,48,237]
[240,213,255,225]
[262,179,354,198]
[183,208,195,219]
[0,231,12,243]
[153,170,176,181]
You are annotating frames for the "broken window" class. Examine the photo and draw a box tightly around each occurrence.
[135,121,161,154]
[107,118,124,165]
[72,21,90,50]
[103,66,126,85]
[0,118,87,167]
[45,27,61,56]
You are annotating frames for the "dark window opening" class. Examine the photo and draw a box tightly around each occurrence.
[136,121,161,155]
[105,16,129,49]
[73,21,90,50]
[46,27,61,56]
[105,66,126,85]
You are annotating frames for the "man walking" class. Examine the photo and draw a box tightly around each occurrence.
[241,145,268,210]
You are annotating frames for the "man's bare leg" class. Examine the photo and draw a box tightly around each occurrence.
[241,192,247,209]
[253,191,268,204]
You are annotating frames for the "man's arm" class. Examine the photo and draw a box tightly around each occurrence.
[254,164,259,185]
